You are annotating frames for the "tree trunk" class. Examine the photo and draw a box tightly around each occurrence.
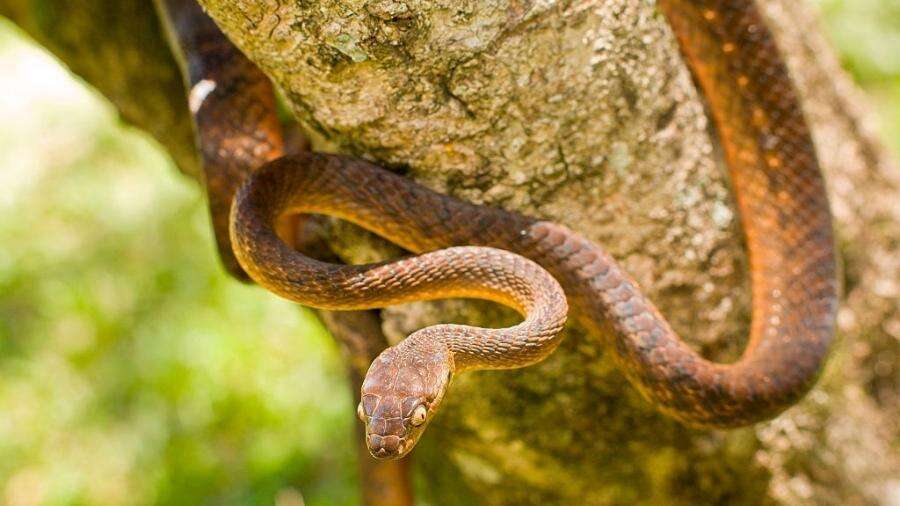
[0,0,200,178]
[3,0,897,503]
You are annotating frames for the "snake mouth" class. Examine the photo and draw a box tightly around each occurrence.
[366,433,409,460]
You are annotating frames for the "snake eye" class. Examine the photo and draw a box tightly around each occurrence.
[410,404,427,426]
[357,402,366,422]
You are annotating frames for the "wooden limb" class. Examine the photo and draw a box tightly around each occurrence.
[317,310,415,506]
[286,215,413,506]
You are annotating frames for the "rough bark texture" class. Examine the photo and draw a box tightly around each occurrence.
[4,0,898,504]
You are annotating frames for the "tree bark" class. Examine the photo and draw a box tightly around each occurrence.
[4,0,898,504]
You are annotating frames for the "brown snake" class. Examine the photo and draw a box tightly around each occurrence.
[163,0,838,460]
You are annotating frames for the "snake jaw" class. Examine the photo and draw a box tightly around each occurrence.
[361,394,437,460]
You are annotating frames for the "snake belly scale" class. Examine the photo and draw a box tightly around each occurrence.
[166,0,839,460]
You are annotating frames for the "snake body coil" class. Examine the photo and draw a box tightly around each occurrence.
[165,0,839,460]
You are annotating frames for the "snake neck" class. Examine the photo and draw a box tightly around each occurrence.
[231,156,569,373]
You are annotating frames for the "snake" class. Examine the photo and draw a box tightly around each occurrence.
[156,0,286,281]
[162,0,838,461]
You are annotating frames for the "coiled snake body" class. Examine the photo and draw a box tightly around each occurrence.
[162,0,838,460]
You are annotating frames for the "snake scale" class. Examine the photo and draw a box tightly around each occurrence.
[160,0,838,460]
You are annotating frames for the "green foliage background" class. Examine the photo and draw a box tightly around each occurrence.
[0,1,896,504]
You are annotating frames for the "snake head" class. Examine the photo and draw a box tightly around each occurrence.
[358,336,452,460]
